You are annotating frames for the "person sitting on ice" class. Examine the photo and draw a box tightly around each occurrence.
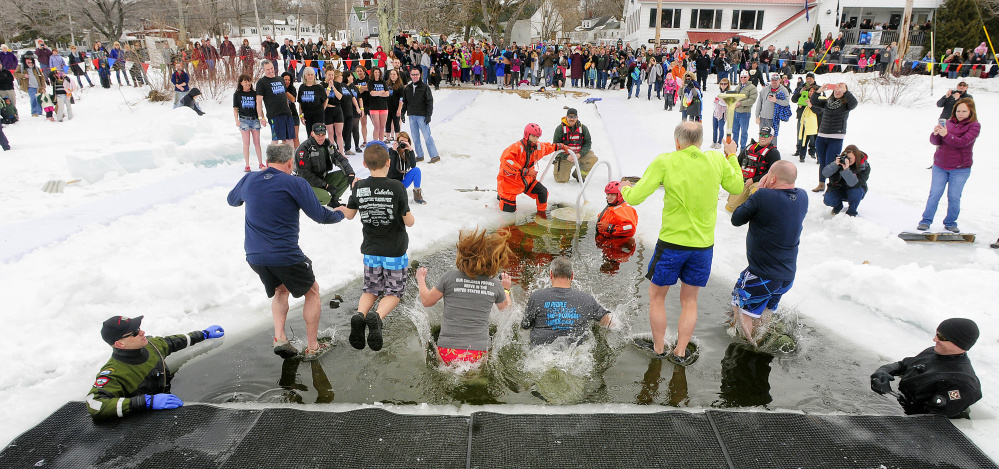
[87,315,224,420]
[295,123,356,208]
[871,318,982,418]
[551,108,598,183]
[497,123,572,214]
[596,181,638,239]
[521,257,613,347]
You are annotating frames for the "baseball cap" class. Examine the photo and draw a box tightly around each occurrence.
[759,126,774,137]
[739,70,749,78]
[101,315,143,346]
[566,108,578,117]
[311,123,327,134]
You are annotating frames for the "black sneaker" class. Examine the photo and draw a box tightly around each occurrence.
[916,223,930,231]
[348,313,367,350]
[366,313,384,351]
[666,350,696,366]
[991,239,999,249]
[944,225,960,233]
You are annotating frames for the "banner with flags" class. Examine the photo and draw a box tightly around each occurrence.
[141,62,150,72]
[108,58,116,68]
[318,60,325,70]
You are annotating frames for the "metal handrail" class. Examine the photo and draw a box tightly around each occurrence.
[574,160,613,225]
[536,150,583,189]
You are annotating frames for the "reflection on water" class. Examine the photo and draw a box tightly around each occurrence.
[171,209,898,415]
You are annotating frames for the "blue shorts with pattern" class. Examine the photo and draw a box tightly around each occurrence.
[239,117,261,131]
[731,268,793,318]
[363,254,409,298]
[269,114,295,141]
[645,240,713,288]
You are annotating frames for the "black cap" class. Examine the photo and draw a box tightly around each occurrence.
[937,318,979,351]
[311,123,327,135]
[759,126,773,137]
[566,108,578,117]
[101,315,143,346]
[806,72,815,79]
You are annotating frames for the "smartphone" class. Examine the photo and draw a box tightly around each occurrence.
[938,118,947,127]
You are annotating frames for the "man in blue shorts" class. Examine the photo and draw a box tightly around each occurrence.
[228,144,345,360]
[622,122,743,365]
[730,161,807,345]
[255,60,295,144]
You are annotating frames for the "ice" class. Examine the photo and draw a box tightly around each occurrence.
[0,74,996,460]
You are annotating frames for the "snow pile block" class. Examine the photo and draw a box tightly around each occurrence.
[65,143,163,183]
[2,403,995,468]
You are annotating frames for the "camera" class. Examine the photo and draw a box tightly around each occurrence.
[838,152,850,165]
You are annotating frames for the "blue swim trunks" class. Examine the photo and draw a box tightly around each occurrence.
[731,268,793,318]
[645,240,713,287]
[269,114,295,141]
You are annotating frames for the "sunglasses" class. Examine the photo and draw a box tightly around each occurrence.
[935,331,948,342]
[120,329,141,339]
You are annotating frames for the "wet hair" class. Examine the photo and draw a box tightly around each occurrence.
[363,143,390,169]
[951,97,977,122]
[237,74,253,90]
[549,256,574,280]
[266,144,292,164]
[674,121,703,148]
[455,228,512,278]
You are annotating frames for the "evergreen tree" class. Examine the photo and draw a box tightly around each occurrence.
[935,0,999,53]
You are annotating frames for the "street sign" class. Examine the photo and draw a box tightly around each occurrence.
[648,38,680,44]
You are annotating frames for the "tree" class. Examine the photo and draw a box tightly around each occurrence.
[935,0,999,53]
[479,0,530,43]
[80,0,129,42]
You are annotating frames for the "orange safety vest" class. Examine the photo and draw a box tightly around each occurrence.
[596,203,638,238]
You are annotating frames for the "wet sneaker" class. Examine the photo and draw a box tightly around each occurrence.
[273,338,298,359]
[366,312,384,351]
[301,341,331,361]
[348,313,367,350]
[666,350,696,366]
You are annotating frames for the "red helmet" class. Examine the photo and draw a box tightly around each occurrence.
[605,181,623,204]
[524,123,542,140]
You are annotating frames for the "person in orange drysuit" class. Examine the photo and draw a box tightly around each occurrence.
[595,181,639,273]
[498,123,571,213]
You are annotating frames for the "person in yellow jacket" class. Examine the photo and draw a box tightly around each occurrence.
[795,83,819,162]
[621,121,743,365]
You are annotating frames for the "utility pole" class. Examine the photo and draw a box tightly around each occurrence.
[69,13,76,47]
[894,0,915,76]
[654,0,663,47]
[298,2,302,40]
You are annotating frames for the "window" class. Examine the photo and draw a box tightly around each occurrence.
[649,8,681,28]
[732,10,765,30]
[690,9,723,29]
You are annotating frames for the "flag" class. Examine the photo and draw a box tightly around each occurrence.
[92,59,99,68]
[318,60,325,70]
[141,62,150,72]
[835,0,840,27]
[911,61,920,70]
[290,59,297,69]
[805,0,810,21]
[108,58,116,68]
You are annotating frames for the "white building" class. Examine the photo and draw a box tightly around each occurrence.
[569,16,623,45]
[506,0,566,45]
[233,16,321,39]
[348,7,380,42]
[621,0,942,50]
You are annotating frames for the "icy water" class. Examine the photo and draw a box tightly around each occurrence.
[172,209,901,414]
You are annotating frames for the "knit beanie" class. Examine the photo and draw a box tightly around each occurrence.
[937,318,979,351]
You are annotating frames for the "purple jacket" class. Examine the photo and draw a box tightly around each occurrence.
[0,51,16,71]
[930,118,980,170]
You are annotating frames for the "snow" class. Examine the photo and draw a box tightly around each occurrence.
[1,73,997,461]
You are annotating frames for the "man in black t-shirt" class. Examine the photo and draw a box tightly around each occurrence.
[255,60,294,144]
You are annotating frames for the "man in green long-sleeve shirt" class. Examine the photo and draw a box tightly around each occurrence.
[86,315,224,420]
[621,121,743,365]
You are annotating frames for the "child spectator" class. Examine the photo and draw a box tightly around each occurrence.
[473,61,483,86]
[495,61,505,90]
[340,142,416,351]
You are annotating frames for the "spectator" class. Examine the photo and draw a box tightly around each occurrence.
[810,82,858,192]
[821,144,871,216]
[109,42,130,86]
[16,55,44,117]
[731,71,759,149]
[755,73,790,145]
[401,67,439,163]
[68,45,93,88]
[935,82,972,120]
[233,74,264,171]
[918,98,979,232]
[387,132,426,204]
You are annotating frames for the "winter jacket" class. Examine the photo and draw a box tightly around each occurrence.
[295,136,354,190]
[498,139,564,197]
[402,79,433,118]
[0,51,17,71]
[87,332,207,420]
[810,91,858,137]
[0,69,13,91]
[755,85,790,119]
[936,91,974,120]
[930,118,980,170]
[733,82,758,114]
[16,64,45,92]
[822,153,870,191]
[876,347,981,418]
[35,47,53,66]
[797,106,818,139]
[646,63,663,83]
[388,147,417,181]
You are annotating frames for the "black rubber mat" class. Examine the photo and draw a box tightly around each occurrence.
[467,411,728,468]
[706,410,999,469]
[3,402,996,469]
[0,402,261,468]
[220,407,469,468]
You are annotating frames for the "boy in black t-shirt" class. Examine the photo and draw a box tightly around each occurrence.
[338,141,415,351]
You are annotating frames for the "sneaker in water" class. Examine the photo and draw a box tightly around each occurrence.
[273,338,298,359]
[366,312,384,351]
[348,313,367,350]
[301,341,331,361]
[666,350,696,366]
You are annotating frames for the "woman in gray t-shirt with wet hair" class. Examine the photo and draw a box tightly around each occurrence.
[416,229,513,366]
